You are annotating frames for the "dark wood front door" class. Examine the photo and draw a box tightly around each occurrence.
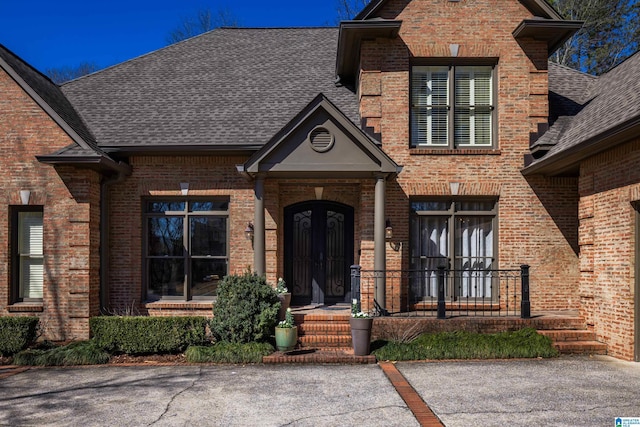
[284,201,354,305]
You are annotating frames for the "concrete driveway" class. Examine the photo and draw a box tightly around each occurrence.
[1,356,639,426]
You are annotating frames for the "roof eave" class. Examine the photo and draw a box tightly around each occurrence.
[356,0,564,20]
[100,144,263,156]
[513,19,583,55]
[336,20,402,86]
[36,154,132,175]
[522,116,640,176]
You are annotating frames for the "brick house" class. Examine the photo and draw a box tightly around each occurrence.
[0,0,638,360]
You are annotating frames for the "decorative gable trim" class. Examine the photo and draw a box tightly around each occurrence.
[241,93,401,179]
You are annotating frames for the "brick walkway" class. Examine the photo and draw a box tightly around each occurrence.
[379,361,444,427]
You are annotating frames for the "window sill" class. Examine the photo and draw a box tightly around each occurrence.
[410,148,501,156]
[8,302,44,312]
[144,300,214,310]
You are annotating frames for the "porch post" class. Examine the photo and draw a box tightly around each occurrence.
[374,174,386,310]
[253,175,266,276]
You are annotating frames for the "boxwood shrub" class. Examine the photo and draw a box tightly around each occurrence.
[210,272,280,344]
[90,316,208,354]
[0,316,39,356]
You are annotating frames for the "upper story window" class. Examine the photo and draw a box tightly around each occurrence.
[11,207,44,302]
[411,64,495,148]
[144,199,228,301]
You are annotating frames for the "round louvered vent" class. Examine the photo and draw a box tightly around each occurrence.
[309,127,335,153]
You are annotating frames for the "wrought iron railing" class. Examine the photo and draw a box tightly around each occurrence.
[351,265,530,318]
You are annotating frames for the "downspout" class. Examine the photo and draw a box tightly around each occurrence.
[100,165,128,313]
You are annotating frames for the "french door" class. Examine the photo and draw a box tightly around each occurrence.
[284,201,354,305]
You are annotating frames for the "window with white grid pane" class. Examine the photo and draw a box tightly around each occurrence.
[12,208,44,301]
[411,65,494,148]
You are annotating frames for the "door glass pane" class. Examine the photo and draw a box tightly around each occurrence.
[148,259,185,297]
[410,215,449,299]
[455,216,493,297]
[191,259,226,297]
[148,217,184,256]
[325,210,345,298]
[190,216,226,256]
[292,210,312,298]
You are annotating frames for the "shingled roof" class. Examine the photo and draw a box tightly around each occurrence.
[61,27,359,152]
[524,53,640,175]
[0,44,110,158]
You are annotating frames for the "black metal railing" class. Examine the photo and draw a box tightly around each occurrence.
[351,265,530,318]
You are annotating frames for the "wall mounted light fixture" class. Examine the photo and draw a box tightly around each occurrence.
[180,182,189,196]
[385,219,401,251]
[245,222,255,242]
[385,219,393,240]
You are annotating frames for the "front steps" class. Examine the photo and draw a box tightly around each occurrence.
[537,329,608,355]
[264,309,607,363]
[295,312,352,349]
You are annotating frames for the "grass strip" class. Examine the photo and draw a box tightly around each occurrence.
[185,342,275,363]
[372,327,559,360]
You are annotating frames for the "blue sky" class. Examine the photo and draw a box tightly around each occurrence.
[0,0,343,73]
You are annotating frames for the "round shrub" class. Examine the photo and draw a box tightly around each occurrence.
[210,272,280,344]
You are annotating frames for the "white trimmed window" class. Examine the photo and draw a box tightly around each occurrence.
[411,65,494,148]
[12,208,44,301]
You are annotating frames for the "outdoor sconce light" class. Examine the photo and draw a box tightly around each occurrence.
[385,219,393,240]
[245,222,254,242]
[19,190,31,205]
[385,219,401,251]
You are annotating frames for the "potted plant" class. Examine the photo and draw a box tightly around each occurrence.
[275,277,291,321]
[349,299,373,356]
[274,308,297,351]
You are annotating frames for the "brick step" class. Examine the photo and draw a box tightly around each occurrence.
[298,322,351,335]
[530,317,586,330]
[537,329,597,342]
[299,334,352,348]
[553,340,607,355]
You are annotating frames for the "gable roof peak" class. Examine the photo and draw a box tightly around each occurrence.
[355,0,563,20]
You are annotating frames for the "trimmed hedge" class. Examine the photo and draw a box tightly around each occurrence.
[185,342,274,363]
[14,340,110,366]
[0,317,39,356]
[90,316,208,354]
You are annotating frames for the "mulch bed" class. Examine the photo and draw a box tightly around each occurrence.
[108,353,188,365]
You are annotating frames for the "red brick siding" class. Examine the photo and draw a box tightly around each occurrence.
[107,155,254,314]
[578,138,640,360]
[0,69,100,341]
[356,0,579,311]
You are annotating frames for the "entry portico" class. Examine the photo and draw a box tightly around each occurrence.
[239,94,401,307]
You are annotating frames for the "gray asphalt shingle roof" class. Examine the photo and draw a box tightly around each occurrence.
[532,53,640,165]
[61,27,359,149]
[0,44,108,158]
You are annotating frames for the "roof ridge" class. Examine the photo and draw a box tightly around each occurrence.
[62,26,340,84]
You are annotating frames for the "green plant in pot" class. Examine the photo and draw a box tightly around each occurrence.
[350,298,373,356]
[275,277,291,321]
[275,308,297,352]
